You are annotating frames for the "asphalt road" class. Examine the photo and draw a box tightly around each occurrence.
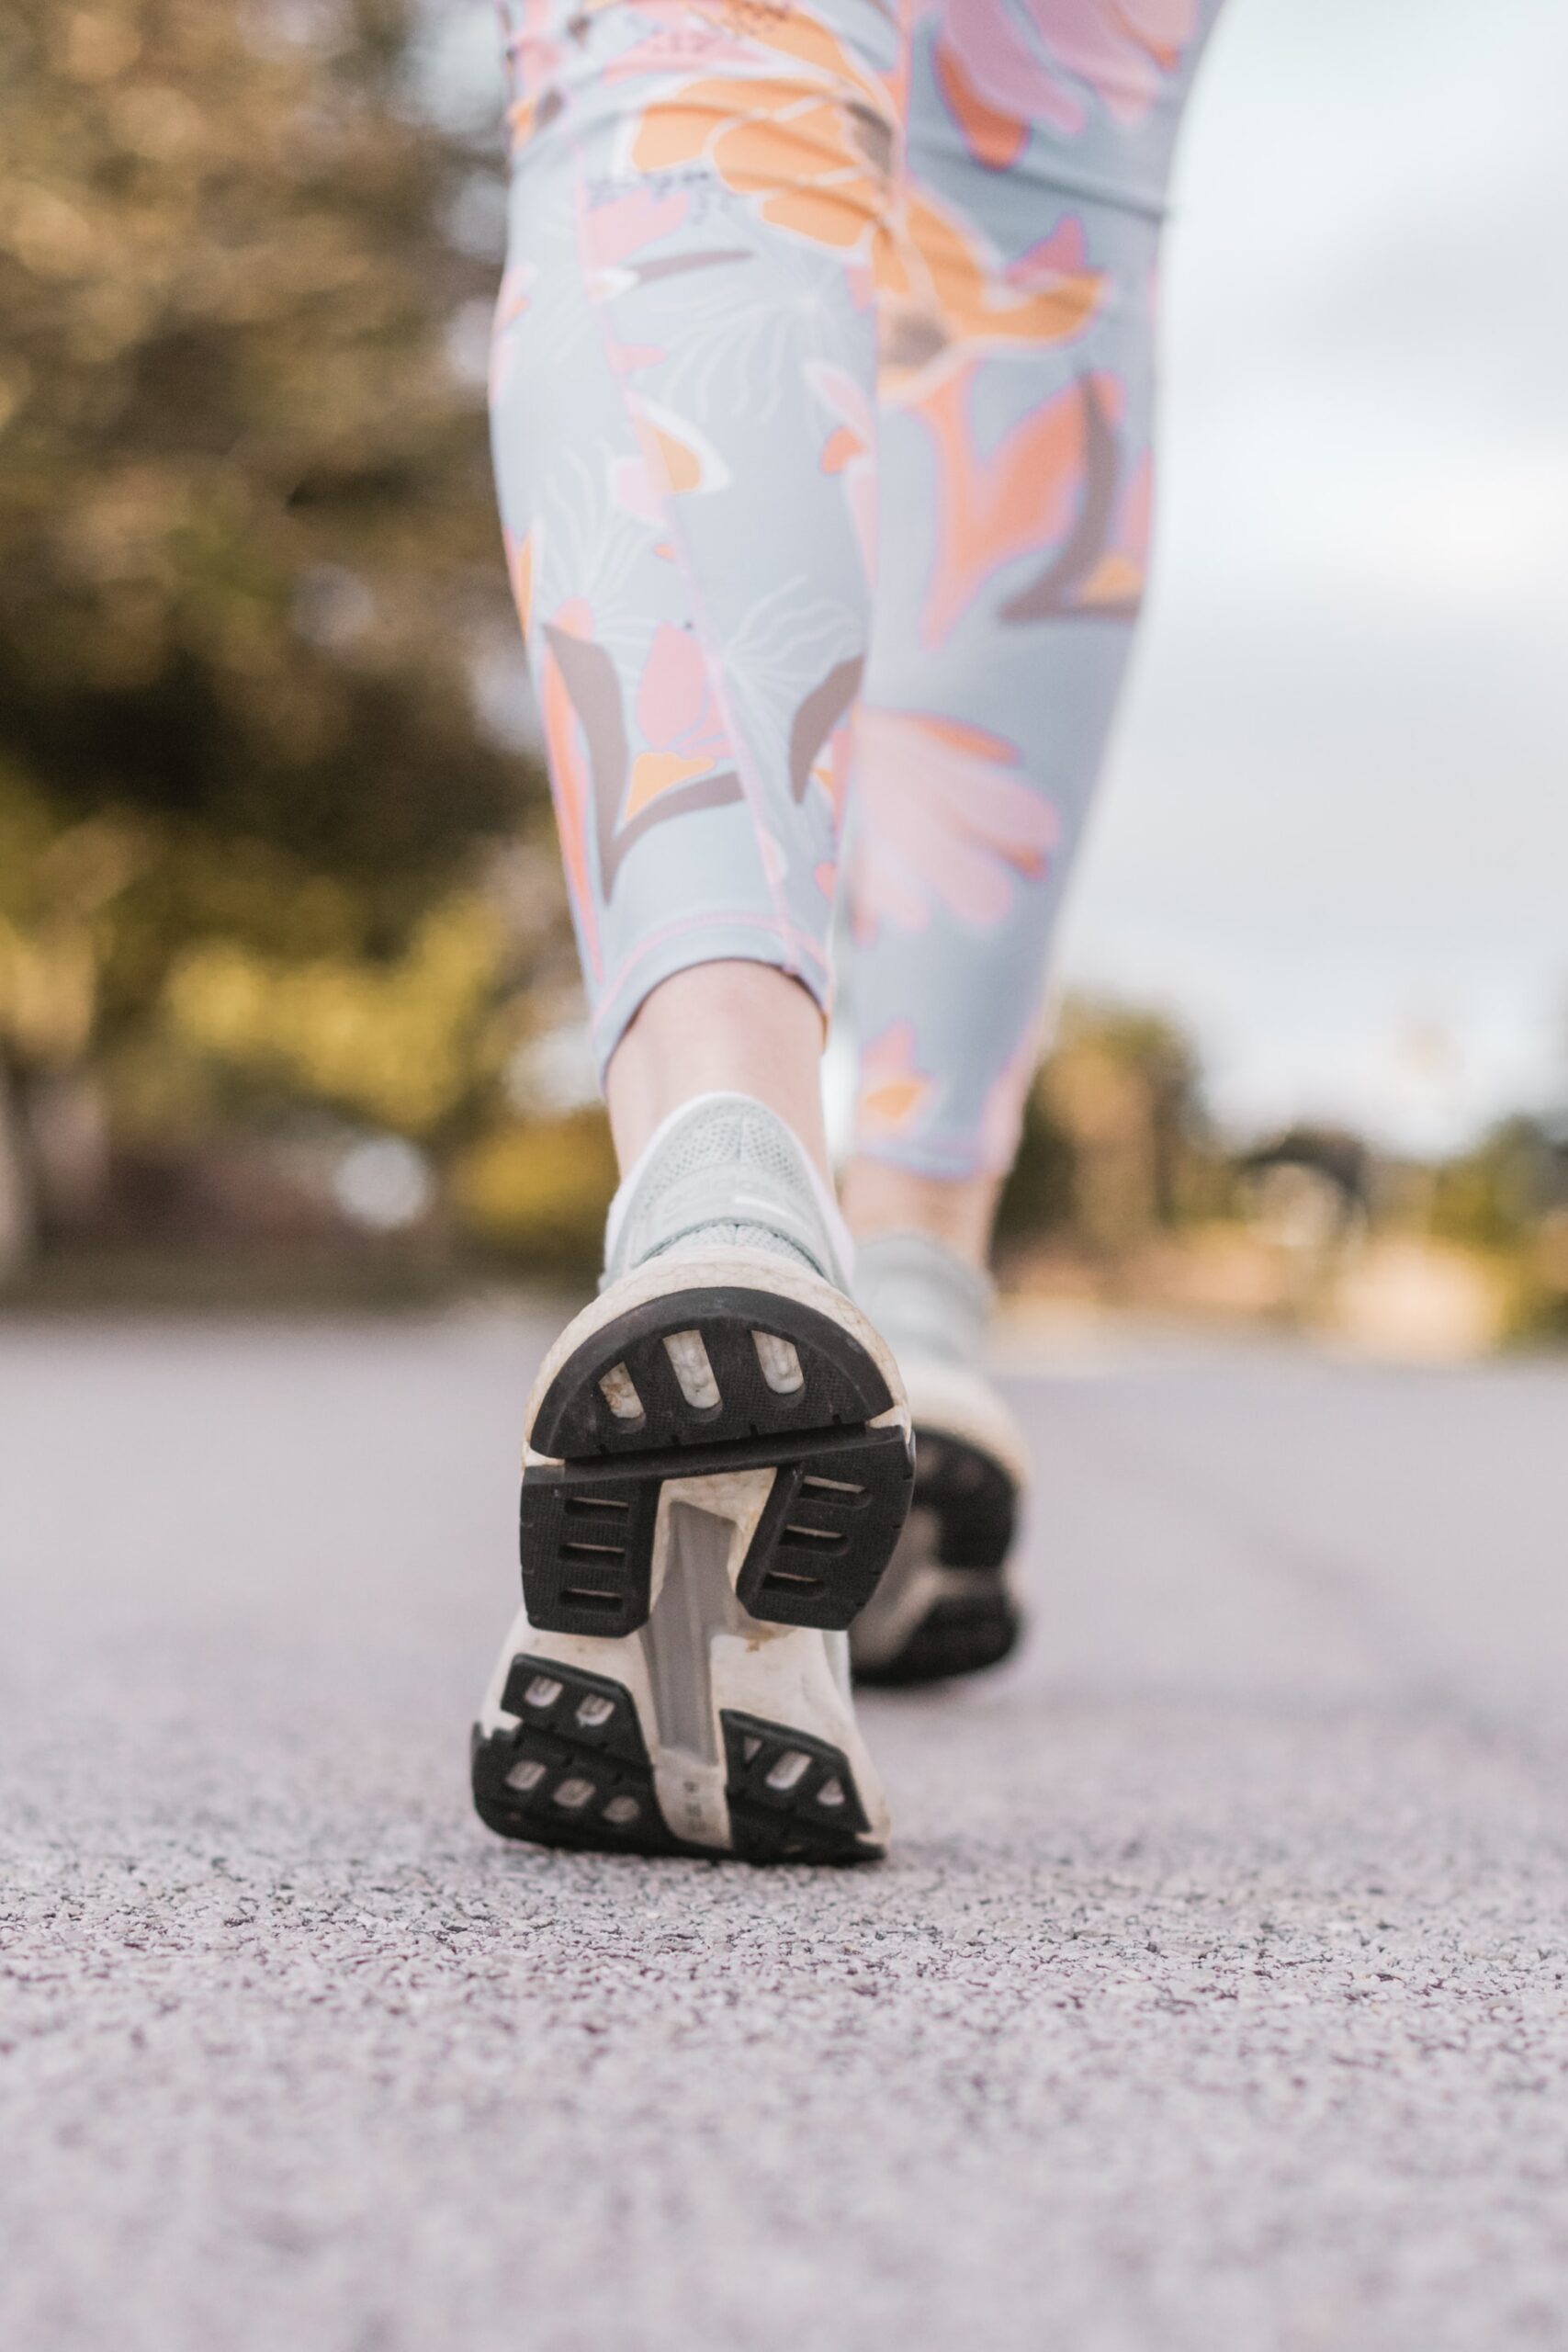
[4,1308,1567,2352]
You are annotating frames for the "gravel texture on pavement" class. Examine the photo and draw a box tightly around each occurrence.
[3,1309,1566,2352]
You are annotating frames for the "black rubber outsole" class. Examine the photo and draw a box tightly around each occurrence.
[852,1428,1023,1688]
[854,1580,1021,1686]
[520,1283,913,1640]
[471,1655,882,1864]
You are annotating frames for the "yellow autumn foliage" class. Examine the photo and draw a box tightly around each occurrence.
[450,1112,617,1270]
[163,893,512,1136]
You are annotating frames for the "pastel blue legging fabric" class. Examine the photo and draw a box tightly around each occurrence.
[491,0,1222,1176]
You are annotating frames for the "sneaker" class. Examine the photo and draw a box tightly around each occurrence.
[471,1093,912,1862]
[847,1231,1028,1686]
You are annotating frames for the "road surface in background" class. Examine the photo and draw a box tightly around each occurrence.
[3,1312,1566,2351]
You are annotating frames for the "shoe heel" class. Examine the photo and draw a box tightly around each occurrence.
[721,1711,880,1863]
[470,1655,674,1853]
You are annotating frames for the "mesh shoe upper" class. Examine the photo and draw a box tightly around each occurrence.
[604,1092,852,1289]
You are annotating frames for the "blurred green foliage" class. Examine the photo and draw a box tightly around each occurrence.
[1428,1115,1568,1337]
[0,0,583,1269]
[997,998,1227,1255]
[0,0,517,885]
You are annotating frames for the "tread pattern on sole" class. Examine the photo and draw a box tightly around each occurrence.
[520,1285,912,1640]
[532,1284,896,1460]
[518,1473,662,1640]
[913,1430,1017,1570]
[855,1579,1021,1687]
[470,1662,886,1866]
[470,1657,677,1856]
[852,1430,1022,1688]
[721,1711,878,1864]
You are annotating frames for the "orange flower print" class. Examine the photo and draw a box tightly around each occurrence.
[878,196,1101,397]
[856,1020,938,1147]
[994,377,1147,624]
[633,53,897,257]
[911,366,1113,645]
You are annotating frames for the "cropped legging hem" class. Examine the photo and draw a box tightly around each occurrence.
[589,919,835,1074]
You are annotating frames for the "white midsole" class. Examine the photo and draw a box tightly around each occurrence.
[479,1487,889,1855]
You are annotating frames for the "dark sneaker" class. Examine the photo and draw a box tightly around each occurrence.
[848,1231,1027,1686]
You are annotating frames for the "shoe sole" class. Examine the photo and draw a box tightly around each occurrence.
[516,1250,914,1642]
[470,1249,908,1863]
[850,1425,1023,1686]
[472,1524,888,1863]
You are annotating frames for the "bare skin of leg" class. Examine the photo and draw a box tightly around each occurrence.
[604,960,833,1183]
[840,1158,999,1272]
[604,959,1000,1269]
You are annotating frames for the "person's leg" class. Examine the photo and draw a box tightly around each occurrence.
[842,0,1225,1260]
[605,963,832,1182]
[489,0,904,1162]
[475,0,914,1860]
[843,1,1224,1682]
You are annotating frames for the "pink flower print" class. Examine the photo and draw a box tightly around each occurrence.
[850,708,1059,937]
[584,185,692,291]
[626,623,733,815]
[609,453,663,528]
[1005,215,1089,298]
[1032,0,1201,127]
[934,0,1199,162]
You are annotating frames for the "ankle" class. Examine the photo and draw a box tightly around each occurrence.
[840,1156,999,1271]
[605,963,831,1182]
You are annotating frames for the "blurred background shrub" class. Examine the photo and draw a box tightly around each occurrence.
[0,0,587,1283]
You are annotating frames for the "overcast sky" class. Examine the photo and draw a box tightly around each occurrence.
[1061,0,1568,1148]
[439,0,1568,1153]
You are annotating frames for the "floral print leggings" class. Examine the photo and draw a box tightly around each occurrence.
[491,0,1223,1177]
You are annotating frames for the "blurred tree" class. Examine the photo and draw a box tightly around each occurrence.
[0,0,550,1259]
[1428,1115,1556,1252]
[0,0,519,880]
[1428,1114,1568,1336]
[1027,1000,1205,1258]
